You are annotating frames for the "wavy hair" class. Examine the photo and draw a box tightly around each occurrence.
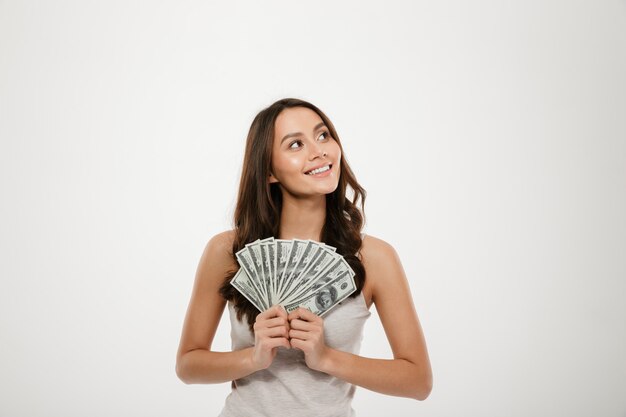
[219,98,367,329]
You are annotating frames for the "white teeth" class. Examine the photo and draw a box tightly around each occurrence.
[306,165,331,175]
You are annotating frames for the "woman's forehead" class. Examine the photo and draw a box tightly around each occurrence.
[274,107,324,137]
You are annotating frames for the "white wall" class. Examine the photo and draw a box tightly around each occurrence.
[1,1,625,416]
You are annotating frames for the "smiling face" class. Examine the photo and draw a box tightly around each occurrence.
[269,106,341,198]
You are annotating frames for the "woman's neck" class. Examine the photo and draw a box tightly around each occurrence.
[278,193,326,241]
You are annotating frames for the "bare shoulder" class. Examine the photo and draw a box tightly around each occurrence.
[359,234,404,305]
[360,233,399,263]
[208,229,236,252]
[194,229,238,286]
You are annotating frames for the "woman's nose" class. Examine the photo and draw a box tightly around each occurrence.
[309,143,325,160]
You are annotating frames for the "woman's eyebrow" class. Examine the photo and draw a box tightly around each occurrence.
[280,122,327,144]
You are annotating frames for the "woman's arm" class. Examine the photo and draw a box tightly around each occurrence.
[288,236,433,400]
[175,231,290,384]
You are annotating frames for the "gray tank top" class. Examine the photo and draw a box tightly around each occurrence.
[218,234,371,417]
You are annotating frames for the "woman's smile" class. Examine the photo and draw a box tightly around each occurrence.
[304,163,333,177]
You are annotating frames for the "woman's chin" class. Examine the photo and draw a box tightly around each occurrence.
[317,182,340,195]
[279,179,340,198]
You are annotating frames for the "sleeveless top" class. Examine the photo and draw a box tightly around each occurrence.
[218,233,371,417]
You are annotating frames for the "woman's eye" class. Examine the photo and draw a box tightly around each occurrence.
[318,131,330,141]
[288,132,330,150]
[288,140,303,149]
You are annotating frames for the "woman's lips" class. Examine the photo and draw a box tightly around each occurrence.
[305,164,332,177]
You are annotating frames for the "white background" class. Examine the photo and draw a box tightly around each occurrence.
[1,1,625,416]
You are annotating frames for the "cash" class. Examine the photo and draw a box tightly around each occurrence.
[231,237,357,317]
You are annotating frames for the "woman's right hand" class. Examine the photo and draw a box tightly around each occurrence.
[251,305,291,370]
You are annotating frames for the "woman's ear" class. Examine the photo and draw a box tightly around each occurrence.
[268,172,278,184]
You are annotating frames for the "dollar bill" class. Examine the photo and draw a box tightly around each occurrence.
[245,240,270,307]
[279,240,320,301]
[230,268,265,312]
[283,254,353,305]
[284,269,356,316]
[262,241,276,305]
[277,238,307,298]
[235,243,268,310]
[275,239,293,298]
[231,237,357,315]
[281,245,337,304]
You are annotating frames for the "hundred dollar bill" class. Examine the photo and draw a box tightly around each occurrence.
[256,238,274,306]
[284,269,356,316]
[230,268,264,312]
[282,247,344,305]
[274,239,293,299]
[245,239,271,307]
[235,243,268,310]
[322,243,337,252]
[280,244,336,304]
[276,238,307,298]
[232,238,357,314]
[279,240,320,301]
[262,240,276,306]
[260,238,276,305]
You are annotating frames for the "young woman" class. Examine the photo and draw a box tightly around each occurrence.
[176,98,433,416]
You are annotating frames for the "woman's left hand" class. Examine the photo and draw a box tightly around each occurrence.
[287,307,330,372]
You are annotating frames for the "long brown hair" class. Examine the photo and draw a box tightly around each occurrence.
[219,98,367,329]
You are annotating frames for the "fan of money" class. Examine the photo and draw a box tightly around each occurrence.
[231,237,357,317]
